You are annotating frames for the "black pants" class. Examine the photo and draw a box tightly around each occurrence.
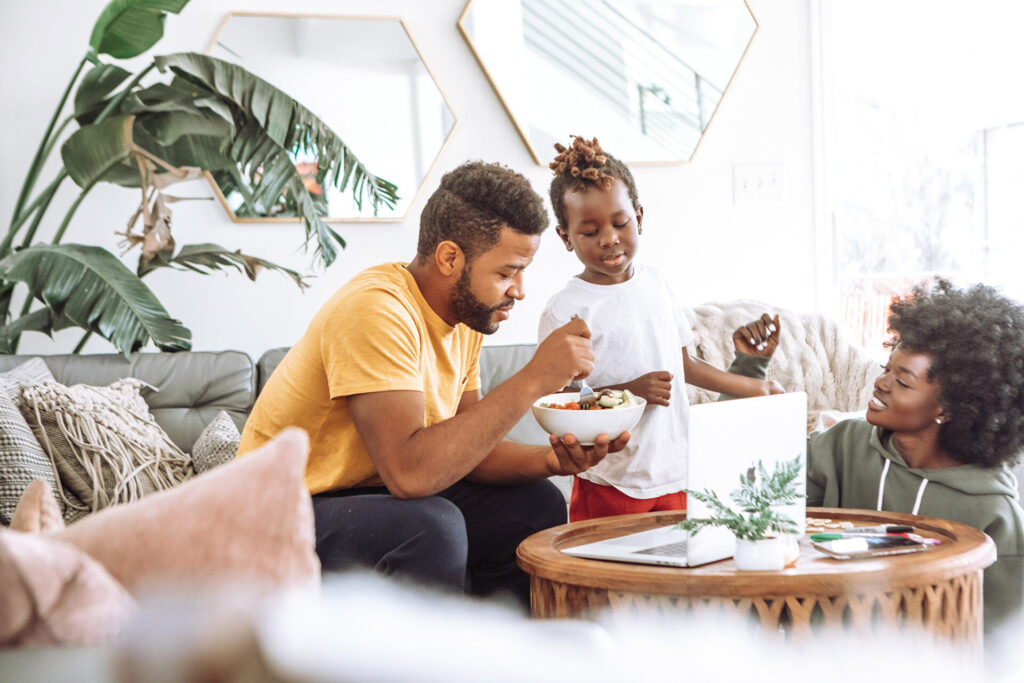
[311,478,566,611]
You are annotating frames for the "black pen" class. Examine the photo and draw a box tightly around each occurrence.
[840,524,914,536]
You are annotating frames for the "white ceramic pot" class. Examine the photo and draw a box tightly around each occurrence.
[733,536,788,571]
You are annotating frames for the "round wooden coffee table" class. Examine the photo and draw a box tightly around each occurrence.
[517,508,995,649]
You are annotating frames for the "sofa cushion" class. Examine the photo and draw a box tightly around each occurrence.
[21,378,192,515]
[0,528,134,646]
[0,351,255,453]
[0,358,64,525]
[192,410,240,473]
[479,344,551,446]
[257,347,289,394]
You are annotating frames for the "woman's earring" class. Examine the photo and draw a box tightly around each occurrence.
[936,418,944,425]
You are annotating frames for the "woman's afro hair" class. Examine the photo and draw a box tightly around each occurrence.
[548,136,640,230]
[887,278,1024,467]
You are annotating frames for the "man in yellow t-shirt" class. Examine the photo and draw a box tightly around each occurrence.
[239,161,630,609]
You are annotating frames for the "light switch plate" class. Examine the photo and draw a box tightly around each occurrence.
[733,164,785,204]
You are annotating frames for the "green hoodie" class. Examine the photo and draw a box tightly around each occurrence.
[727,353,1024,633]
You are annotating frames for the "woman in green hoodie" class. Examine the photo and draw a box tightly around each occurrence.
[730,280,1024,636]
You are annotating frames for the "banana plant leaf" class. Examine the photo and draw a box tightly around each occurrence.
[60,115,137,189]
[74,63,132,122]
[89,0,189,60]
[0,307,81,354]
[137,242,308,290]
[0,244,191,356]
[154,53,399,212]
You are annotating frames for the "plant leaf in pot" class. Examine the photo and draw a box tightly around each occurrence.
[676,454,804,570]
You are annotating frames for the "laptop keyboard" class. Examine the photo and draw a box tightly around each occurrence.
[636,539,689,556]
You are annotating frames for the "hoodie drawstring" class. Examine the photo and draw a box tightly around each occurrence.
[876,460,891,511]
[876,458,930,514]
[912,478,930,515]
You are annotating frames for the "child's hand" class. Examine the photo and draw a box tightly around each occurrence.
[625,371,673,406]
[732,313,780,358]
[759,379,785,395]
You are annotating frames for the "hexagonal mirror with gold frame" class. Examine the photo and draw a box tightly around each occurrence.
[205,12,457,222]
[458,0,757,165]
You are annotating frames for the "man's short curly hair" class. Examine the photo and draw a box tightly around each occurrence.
[548,136,640,230]
[887,279,1024,467]
[418,161,548,261]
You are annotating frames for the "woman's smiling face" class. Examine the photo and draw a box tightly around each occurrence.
[866,345,945,433]
[557,178,643,285]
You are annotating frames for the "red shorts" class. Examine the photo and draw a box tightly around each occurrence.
[569,476,687,523]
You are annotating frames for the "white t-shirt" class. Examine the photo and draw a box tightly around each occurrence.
[538,264,694,498]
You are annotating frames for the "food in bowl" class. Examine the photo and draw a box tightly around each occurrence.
[532,390,646,445]
[540,388,638,411]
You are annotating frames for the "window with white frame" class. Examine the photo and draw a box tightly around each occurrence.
[814,0,1024,355]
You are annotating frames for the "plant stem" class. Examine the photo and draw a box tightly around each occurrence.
[9,56,88,231]
[1,172,67,256]
[15,186,92,321]
[72,330,93,354]
[18,173,68,249]
[38,115,75,172]
[50,186,93,246]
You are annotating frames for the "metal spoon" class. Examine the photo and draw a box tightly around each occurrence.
[570,314,598,408]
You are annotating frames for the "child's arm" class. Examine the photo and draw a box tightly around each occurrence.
[683,352,781,397]
[684,313,784,397]
[594,372,674,406]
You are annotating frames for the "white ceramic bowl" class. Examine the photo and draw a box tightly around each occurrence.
[531,392,646,445]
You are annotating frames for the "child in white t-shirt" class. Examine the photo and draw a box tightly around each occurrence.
[540,135,782,522]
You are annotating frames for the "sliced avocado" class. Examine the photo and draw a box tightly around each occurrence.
[598,394,620,408]
[621,389,637,405]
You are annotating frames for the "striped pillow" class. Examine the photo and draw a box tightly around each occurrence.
[0,358,65,526]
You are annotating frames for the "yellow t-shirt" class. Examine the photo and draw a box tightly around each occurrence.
[238,262,482,493]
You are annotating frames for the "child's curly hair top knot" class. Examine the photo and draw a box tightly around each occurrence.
[548,135,640,229]
[549,136,610,189]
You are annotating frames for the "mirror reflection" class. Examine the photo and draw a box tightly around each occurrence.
[207,13,456,221]
[459,0,756,164]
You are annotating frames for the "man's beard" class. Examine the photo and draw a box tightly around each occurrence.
[450,265,512,334]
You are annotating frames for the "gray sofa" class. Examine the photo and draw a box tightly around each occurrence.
[0,345,541,456]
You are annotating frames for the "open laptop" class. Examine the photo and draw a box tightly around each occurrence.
[561,391,808,568]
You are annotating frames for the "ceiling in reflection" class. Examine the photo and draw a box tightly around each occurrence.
[459,0,757,164]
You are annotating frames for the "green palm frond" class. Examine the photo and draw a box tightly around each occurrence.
[154,52,399,207]
[137,242,308,290]
[0,244,191,356]
[89,0,189,59]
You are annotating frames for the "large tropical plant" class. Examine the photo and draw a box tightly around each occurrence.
[1,0,398,357]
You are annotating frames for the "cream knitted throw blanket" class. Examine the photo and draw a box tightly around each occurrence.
[683,301,882,430]
[20,379,193,514]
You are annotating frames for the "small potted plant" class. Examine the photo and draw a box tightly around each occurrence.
[676,455,804,570]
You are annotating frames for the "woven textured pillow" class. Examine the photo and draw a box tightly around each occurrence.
[192,411,241,474]
[0,358,66,525]
[20,378,193,515]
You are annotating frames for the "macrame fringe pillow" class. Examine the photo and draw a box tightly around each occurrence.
[20,379,194,515]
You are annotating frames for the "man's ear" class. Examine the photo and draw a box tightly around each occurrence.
[435,240,464,277]
[636,205,644,234]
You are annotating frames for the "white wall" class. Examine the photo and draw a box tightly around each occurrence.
[0,0,815,359]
